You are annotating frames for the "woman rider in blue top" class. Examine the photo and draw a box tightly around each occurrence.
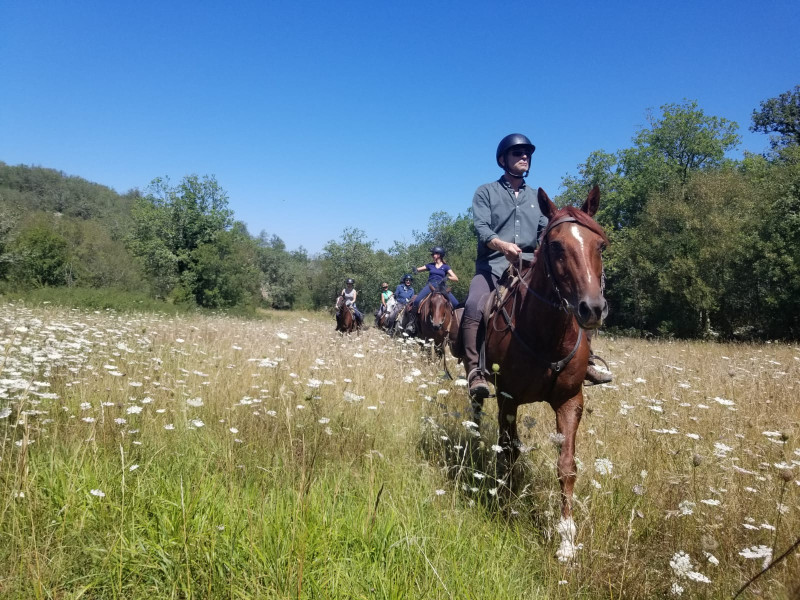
[406,247,459,333]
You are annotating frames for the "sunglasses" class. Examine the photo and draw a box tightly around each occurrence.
[510,149,530,157]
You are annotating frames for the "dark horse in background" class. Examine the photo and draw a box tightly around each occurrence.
[335,295,359,334]
[474,186,608,562]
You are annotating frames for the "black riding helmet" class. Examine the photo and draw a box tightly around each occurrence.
[401,273,414,282]
[345,278,354,285]
[496,133,536,177]
[430,246,446,257]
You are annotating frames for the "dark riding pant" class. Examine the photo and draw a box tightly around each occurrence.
[413,282,459,310]
[463,272,498,380]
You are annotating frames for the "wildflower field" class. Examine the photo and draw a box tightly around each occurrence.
[1,303,798,599]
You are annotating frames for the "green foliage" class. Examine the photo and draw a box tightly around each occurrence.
[0,286,198,314]
[0,161,137,222]
[315,228,385,311]
[634,100,740,182]
[256,233,311,309]
[186,229,261,308]
[128,175,242,306]
[750,84,800,149]
[7,215,69,287]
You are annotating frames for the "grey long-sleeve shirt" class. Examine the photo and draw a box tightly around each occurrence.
[472,177,549,277]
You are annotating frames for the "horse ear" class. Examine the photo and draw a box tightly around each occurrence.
[580,185,601,217]
[538,188,557,219]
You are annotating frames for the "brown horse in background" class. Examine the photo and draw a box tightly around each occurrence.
[478,186,608,562]
[417,283,455,360]
[335,295,359,334]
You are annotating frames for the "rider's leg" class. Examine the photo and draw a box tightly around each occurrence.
[463,273,494,399]
[446,291,460,309]
[407,287,430,333]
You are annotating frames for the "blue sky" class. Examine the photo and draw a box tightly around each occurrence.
[2,1,798,254]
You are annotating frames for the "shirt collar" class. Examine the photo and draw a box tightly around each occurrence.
[499,176,527,190]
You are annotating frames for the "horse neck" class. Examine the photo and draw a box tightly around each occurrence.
[516,260,577,343]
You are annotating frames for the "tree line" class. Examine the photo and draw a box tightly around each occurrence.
[1,86,798,339]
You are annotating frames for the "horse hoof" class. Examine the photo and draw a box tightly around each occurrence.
[555,517,581,563]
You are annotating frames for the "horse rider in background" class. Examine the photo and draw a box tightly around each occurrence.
[376,282,395,324]
[387,274,415,332]
[462,133,613,399]
[405,246,460,334]
[339,278,363,327]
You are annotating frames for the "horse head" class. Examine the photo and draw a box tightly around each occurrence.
[536,186,609,329]
[427,290,452,332]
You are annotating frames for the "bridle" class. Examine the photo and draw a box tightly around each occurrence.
[518,215,606,316]
[493,215,606,374]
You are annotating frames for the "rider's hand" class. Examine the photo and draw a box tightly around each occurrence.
[502,241,522,261]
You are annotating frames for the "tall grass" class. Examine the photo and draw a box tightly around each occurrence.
[0,303,797,598]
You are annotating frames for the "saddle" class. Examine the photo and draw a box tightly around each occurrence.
[448,264,523,364]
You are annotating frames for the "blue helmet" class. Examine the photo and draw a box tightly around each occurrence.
[402,273,414,282]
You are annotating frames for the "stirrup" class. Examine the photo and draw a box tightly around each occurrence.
[584,354,612,386]
[467,368,490,399]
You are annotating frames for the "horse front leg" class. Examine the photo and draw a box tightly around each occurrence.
[497,400,521,490]
[554,393,584,562]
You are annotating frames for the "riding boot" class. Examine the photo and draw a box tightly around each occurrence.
[585,344,613,385]
[462,316,489,400]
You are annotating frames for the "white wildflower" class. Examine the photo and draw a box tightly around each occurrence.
[594,458,613,476]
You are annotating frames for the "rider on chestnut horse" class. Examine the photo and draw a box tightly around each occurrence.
[462,133,612,398]
[405,247,460,334]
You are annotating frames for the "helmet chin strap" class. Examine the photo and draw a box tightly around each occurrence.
[504,168,528,179]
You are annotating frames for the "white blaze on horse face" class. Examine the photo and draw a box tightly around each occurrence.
[569,224,592,284]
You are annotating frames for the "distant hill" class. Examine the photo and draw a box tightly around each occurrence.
[0,161,139,225]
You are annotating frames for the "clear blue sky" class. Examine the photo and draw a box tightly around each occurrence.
[2,1,798,254]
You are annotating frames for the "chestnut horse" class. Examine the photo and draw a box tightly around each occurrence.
[478,186,608,562]
[335,296,358,334]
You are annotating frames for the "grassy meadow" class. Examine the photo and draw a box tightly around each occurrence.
[1,303,798,599]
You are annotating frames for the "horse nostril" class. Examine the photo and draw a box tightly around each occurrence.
[578,301,592,322]
[579,300,604,323]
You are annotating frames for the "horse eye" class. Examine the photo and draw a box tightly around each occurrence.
[549,241,565,257]
[599,242,607,253]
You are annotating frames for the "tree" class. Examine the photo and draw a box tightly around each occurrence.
[315,228,384,311]
[559,102,741,233]
[256,232,310,309]
[634,101,740,183]
[127,175,234,299]
[186,229,260,308]
[7,216,69,287]
[750,85,800,149]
